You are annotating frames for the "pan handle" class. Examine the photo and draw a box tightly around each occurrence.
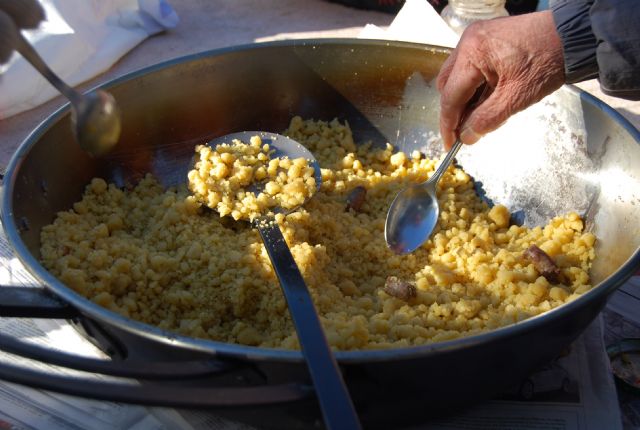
[0,359,312,407]
[0,286,241,380]
[0,285,78,318]
[0,330,235,379]
[0,326,313,406]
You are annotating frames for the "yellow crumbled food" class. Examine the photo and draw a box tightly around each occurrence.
[40,116,597,350]
[187,135,316,221]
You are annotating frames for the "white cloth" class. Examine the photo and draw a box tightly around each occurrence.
[357,0,461,154]
[0,0,178,119]
[359,0,459,48]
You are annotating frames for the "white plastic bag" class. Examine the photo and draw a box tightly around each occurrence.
[0,0,178,119]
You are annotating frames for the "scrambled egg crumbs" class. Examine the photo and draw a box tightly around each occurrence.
[187,135,316,221]
[40,116,596,350]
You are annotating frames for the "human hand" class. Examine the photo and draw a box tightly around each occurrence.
[0,0,45,64]
[436,10,565,150]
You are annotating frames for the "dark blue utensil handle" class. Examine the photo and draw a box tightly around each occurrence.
[257,218,361,430]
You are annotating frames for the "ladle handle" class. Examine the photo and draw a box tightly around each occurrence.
[256,219,361,430]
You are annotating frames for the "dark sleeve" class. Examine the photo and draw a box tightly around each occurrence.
[550,0,640,100]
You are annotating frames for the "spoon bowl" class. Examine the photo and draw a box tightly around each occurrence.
[71,90,122,157]
[202,131,361,430]
[10,22,121,157]
[385,139,463,254]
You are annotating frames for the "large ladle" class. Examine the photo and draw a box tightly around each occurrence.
[205,132,361,430]
[1,14,121,157]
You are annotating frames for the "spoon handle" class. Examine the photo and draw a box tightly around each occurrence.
[14,30,82,105]
[429,139,463,184]
[256,219,361,430]
[429,83,490,184]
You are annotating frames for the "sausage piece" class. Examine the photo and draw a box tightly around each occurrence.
[346,186,367,212]
[523,244,563,284]
[384,276,417,301]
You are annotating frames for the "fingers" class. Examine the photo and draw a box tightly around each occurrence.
[436,12,566,151]
[435,51,456,149]
[0,0,45,29]
[438,56,486,149]
[0,10,18,64]
[459,84,512,141]
[0,1,44,65]
[436,49,456,93]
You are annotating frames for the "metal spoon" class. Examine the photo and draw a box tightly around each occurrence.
[385,84,489,255]
[6,19,121,157]
[385,139,463,254]
[204,132,361,430]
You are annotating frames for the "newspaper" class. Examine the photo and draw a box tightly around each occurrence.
[603,277,640,430]
[416,314,621,430]
[0,225,631,429]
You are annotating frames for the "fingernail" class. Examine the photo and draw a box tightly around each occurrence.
[460,127,482,145]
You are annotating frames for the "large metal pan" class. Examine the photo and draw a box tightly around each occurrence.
[1,39,639,428]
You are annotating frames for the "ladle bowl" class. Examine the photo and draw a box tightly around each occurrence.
[205,131,360,429]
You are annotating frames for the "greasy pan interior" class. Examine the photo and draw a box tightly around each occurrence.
[3,39,640,363]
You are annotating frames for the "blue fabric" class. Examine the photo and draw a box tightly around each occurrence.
[591,0,640,99]
[551,0,598,83]
[550,0,640,100]
[537,0,549,10]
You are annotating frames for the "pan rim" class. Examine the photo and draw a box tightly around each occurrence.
[3,38,640,364]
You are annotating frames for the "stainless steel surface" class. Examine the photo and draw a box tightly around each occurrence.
[207,132,359,429]
[2,40,640,412]
[13,27,120,157]
[453,89,640,286]
[385,138,463,254]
